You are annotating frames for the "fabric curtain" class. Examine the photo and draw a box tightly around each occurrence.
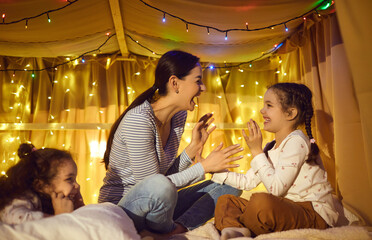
[277,12,372,226]
[334,0,372,226]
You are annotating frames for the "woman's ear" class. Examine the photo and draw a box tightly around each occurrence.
[286,107,298,121]
[168,75,179,94]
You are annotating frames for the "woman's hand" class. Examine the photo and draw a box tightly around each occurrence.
[51,192,74,215]
[186,113,216,159]
[242,119,263,157]
[199,143,243,173]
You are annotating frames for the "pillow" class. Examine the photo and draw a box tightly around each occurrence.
[0,202,141,240]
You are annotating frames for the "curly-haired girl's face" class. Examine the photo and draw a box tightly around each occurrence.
[42,159,79,199]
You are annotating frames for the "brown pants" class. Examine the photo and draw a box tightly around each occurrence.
[214,193,328,236]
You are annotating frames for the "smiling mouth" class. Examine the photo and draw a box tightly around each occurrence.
[263,117,270,123]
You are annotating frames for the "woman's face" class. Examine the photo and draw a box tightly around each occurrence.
[177,64,206,111]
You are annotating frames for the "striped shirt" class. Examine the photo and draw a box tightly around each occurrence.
[98,100,205,204]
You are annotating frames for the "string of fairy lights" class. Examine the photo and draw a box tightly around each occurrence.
[0,0,79,27]
[138,0,333,40]
[0,0,334,75]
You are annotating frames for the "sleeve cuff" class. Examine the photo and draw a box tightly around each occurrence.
[180,149,193,164]
[211,172,228,185]
[250,152,269,173]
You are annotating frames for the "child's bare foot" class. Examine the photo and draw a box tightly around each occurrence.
[139,223,187,240]
[220,227,251,240]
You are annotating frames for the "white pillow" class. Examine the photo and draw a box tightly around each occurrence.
[0,202,141,240]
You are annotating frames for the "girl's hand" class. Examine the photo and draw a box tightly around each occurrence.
[186,113,216,159]
[199,143,243,173]
[51,192,74,215]
[242,119,263,157]
[71,184,85,210]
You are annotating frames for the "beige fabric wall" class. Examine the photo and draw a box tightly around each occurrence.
[335,0,372,226]
[277,12,372,226]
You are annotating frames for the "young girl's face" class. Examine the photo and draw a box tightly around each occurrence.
[260,89,291,133]
[43,159,79,199]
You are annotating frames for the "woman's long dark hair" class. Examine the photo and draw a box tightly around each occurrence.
[103,50,200,169]
[0,143,73,214]
[264,82,319,163]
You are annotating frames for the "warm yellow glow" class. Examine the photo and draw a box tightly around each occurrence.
[135,72,140,75]
[89,141,107,158]
[186,137,191,143]
[106,58,111,68]
[235,117,243,124]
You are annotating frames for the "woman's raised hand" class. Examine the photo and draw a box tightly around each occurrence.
[186,113,216,159]
[242,119,263,157]
[198,143,243,173]
[51,192,74,215]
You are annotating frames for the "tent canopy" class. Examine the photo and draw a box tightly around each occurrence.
[0,0,331,62]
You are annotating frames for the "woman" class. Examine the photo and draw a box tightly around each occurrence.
[98,50,242,236]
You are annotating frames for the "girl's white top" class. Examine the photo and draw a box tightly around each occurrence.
[0,192,44,224]
[212,130,339,226]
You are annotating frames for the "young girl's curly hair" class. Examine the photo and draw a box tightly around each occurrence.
[0,143,73,214]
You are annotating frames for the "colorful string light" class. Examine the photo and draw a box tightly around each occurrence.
[0,33,117,81]
[139,0,333,36]
[0,0,79,26]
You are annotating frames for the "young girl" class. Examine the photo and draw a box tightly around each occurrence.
[212,82,339,238]
[0,143,84,224]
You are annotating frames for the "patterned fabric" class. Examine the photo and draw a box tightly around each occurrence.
[0,192,44,224]
[99,100,205,204]
[212,130,338,226]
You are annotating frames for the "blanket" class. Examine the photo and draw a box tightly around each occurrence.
[169,222,371,240]
[0,203,140,240]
